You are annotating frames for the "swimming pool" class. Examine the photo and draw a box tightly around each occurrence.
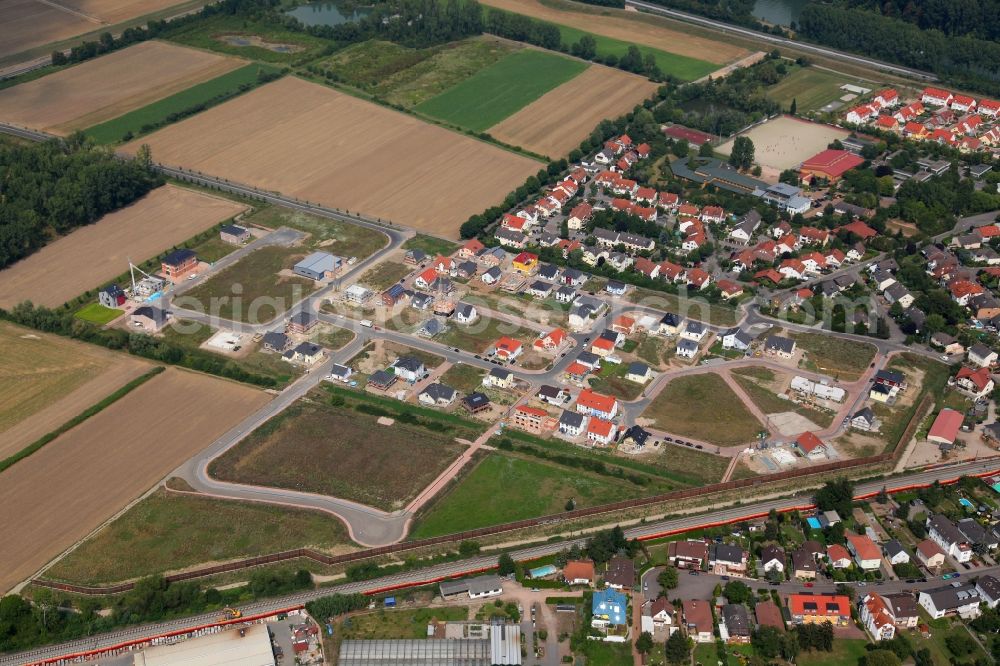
[959,498,974,508]
[806,517,822,530]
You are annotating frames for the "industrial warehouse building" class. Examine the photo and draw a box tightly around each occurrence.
[293,252,341,281]
[131,624,274,665]
[338,621,521,665]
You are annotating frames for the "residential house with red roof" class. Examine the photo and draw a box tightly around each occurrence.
[493,336,523,361]
[950,279,985,305]
[567,203,593,231]
[660,261,687,283]
[658,192,679,211]
[687,268,711,290]
[922,87,954,107]
[534,328,567,352]
[779,258,806,281]
[701,205,725,223]
[587,417,617,445]
[979,99,1000,118]
[634,257,660,280]
[788,594,851,625]
[847,533,882,570]
[576,389,619,420]
[861,594,896,641]
[875,115,899,131]
[952,366,994,399]
[799,226,830,247]
[794,432,827,459]
[951,94,977,113]
[894,101,924,123]
[827,544,852,569]
[875,89,899,107]
[840,219,877,240]
[717,279,743,300]
[458,238,484,259]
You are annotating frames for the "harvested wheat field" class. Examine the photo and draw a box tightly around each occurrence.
[123,76,540,238]
[0,184,247,309]
[0,321,150,459]
[480,0,745,64]
[0,367,269,594]
[0,0,198,60]
[0,40,242,133]
[489,65,657,157]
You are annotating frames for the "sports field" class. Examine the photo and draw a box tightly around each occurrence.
[765,66,860,114]
[415,49,586,131]
[489,64,657,157]
[123,77,540,237]
[717,115,849,172]
[0,184,247,309]
[480,0,743,70]
[45,488,356,585]
[0,322,150,459]
[0,0,199,60]
[209,397,465,511]
[0,367,269,594]
[643,373,764,447]
[85,63,281,144]
[0,41,243,134]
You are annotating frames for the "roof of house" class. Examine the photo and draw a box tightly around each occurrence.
[917,538,945,559]
[761,544,785,565]
[928,409,964,443]
[883,593,918,619]
[604,556,635,588]
[682,599,713,634]
[462,392,490,410]
[420,383,456,402]
[847,533,881,561]
[592,588,628,625]
[722,604,750,636]
[788,594,850,617]
[921,583,980,612]
[795,432,825,454]
[559,410,585,428]
[577,389,617,413]
[791,549,816,571]
[161,248,196,266]
[826,544,851,563]
[754,601,784,630]
[884,539,907,559]
[710,543,744,564]
[765,335,796,353]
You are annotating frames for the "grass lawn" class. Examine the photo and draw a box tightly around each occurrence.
[318,325,354,350]
[210,395,465,511]
[625,287,738,327]
[402,233,459,257]
[635,333,669,367]
[183,245,316,323]
[793,333,876,381]
[73,303,122,325]
[437,316,538,354]
[410,452,654,537]
[693,642,717,666]
[318,37,517,108]
[339,607,468,640]
[796,639,873,666]
[415,49,587,131]
[85,64,281,144]
[579,640,634,665]
[439,363,486,394]
[44,489,354,585]
[166,15,330,63]
[732,374,834,428]
[765,65,857,113]
[358,261,412,291]
[644,373,764,447]
[187,233,243,264]
[554,22,716,81]
[588,361,645,400]
[657,442,729,484]
[245,205,387,259]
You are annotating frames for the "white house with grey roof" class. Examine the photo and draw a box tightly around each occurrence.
[765,335,796,358]
[439,575,504,600]
[419,383,456,407]
[559,410,587,437]
[721,328,752,351]
[976,575,1000,608]
[918,583,981,619]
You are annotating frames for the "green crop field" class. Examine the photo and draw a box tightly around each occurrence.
[410,452,652,537]
[73,303,122,325]
[415,49,587,131]
[85,64,281,144]
[44,489,355,585]
[554,23,716,81]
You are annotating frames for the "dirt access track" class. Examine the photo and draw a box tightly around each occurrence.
[0,184,247,309]
[0,321,150,460]
[479,0,746,64]
[0,0,199,61]
[123,76,541,239]
[489,64,657,158]
[0,40,243,134]
[0,367,270,594]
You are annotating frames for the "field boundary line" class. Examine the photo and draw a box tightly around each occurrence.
[0,366,165,475]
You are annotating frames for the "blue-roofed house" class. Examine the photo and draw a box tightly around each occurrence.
[591,588,628,639]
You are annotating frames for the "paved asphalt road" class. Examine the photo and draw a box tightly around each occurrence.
[6,458,1000,666]
[625,0,937,81]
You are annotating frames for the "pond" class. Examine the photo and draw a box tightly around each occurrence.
[285,1,372,27]
[752,0,809,26]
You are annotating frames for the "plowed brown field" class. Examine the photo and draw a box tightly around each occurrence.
[0,322,150,459]
[122,77,541,238]
[1,0,203,60]
[0,184,247,308]
[489,65,657,157]
[479,0,746,64]
[0,41,242,133]
[0,367,269,593]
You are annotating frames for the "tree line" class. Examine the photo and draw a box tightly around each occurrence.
[797,4,1000,98]
[0,136,161,270]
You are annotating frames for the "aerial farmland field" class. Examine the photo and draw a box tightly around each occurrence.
[415,49,587,131]
[0,367,269,594]
[489,64,658,157]
[0,184,247,309]
[123,76,540,238]
[479,0,744,73]
[0,322,150,460]
[0,0,202,61]
[0,41,243,135]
